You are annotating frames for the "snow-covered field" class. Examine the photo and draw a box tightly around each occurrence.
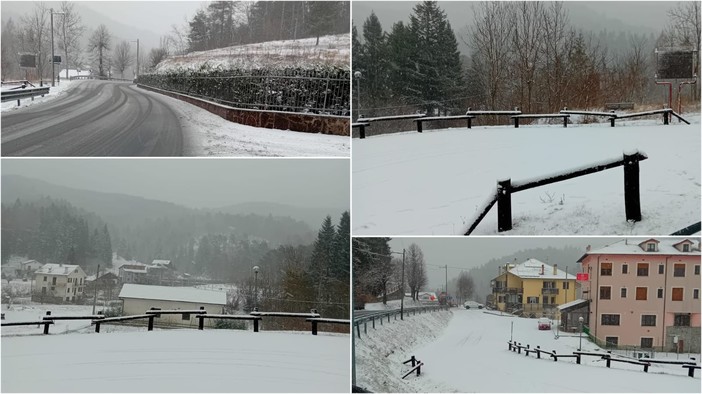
[353,115,701,235]
[143,88,350,157]
[1,304,97,336]
[155,34,350,73]
[355,308,700,392]
[2,329,349,392]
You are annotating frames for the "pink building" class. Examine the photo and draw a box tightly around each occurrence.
[578,238,700,352]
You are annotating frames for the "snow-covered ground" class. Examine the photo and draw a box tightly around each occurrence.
[1,304,97,336]
[2,329,349,392]
[155,34,349,73]
[353,115,701,235]
[142,87,350,157]
[355,307,700,392]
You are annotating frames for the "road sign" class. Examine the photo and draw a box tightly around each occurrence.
[576,273,589,281]
[52,55,62,64]
[20,54,36,68]
[656,48,695,79]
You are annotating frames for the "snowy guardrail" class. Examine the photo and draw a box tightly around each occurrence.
[1,86,50,106]
[560,107,689,126]
[353,305,449,338]
[464,150,648,235]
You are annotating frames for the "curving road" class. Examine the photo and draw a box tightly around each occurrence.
[1,80,183,156]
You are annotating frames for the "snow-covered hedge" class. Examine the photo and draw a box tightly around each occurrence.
[137,66,350,116]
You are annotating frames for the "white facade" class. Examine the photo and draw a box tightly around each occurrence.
[35,264,87,302]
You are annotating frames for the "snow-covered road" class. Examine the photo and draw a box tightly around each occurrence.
[2,329,349,392]
[402,309,699,392]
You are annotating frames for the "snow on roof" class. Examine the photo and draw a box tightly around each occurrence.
[557,299,588,311]
[35,264,82,276]
[151,260,171,267]
[119,284,226,305]
[508,259,576,280]
[579,238,701,261]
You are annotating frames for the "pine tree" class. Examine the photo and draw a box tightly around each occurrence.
[309,215,337,302]
[357,12,388,114]
[386,21,419,104]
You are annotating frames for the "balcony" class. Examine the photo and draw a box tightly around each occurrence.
[542,288,560,295]
[493,287,523,294]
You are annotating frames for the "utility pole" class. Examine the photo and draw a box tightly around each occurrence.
[445,265,448,306]
[50,8,55,87]
[400,249,405,320]
[63,12,67,81]
[92,264,100,315]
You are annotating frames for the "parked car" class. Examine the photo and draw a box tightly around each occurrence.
[538,317,552,330]
[464,301,484,309]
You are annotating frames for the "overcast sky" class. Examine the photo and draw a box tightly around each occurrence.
[388,237,621,289]
[1,158,349,210]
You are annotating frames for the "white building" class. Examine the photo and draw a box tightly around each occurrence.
[35,263,87,302]
[118,284,227,327]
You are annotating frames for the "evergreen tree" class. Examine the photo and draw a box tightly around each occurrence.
[309,215,337,301]
[188,10,210,51]
[386,21,419,104]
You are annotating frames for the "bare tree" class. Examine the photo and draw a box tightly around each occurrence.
[112,40,133,79]
[57,1,85,77]
[540,1,570,111]
[456,272,474,303]
[148,47,169,71]
[88,24,111,77]
[509,1,544,113]
[1,18,20,80]
[168,21,190,56]
[18,2,50,81]
[405,243,427,301]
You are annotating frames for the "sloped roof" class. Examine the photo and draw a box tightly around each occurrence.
[35,264,84,276]
[508,258,576,280]
[557,299,588,311]
[152,260,172,267]
[119,284,226,305]
[578,238,701,262]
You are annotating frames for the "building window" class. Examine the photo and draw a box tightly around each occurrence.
[605,337,619,348]
[674,314,691,327]
[657,288,664,298]
[182,313,190,321]
[563,282,570,289]
[498,296,504,303]
[601,314,620,326]
[601,263,612,276]
[68,278,72,283]
[43,276,47,282]
[600,286,612,300]
[674,264,685,277]
[51,286,55,291]
[694,289,699,299]
[646,243,656,252]
[637,263,648,276]
[527,296,539,304]
[683,244,690,252]
[641,315,656,326]
[52,277,57,285]
[658,264,664,274]
[41,287,46,294]
[80,278,83,285]
[672,287,683,301]
[78,287,83,293]
[636,287,647,300]
[66,288,70,293]
[640,338,653,348]
[620,288,627,298]
[622,264,628,274]
[66,297,70,302]
[544,281,556,289]
[695,265,700,275]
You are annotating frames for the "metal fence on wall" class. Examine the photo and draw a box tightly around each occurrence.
[138,68,350,116]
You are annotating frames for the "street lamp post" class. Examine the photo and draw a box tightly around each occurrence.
[578,316,584,351]
[354,71,361,118]
[252,265,260,311]
[50,9,65,87]
[389,249,406,320]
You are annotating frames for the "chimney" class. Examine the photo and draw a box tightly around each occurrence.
[540,264,545,275]
[553,264,558,275]
[586,245,591,252]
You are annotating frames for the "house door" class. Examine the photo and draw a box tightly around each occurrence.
[678,340,684,353]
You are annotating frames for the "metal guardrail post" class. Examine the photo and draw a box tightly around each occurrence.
[43,311,51,334]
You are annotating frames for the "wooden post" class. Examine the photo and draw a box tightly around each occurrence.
[643,363,649,373]
[606,356,611,368]
[514,117,519,128]
[356,322,361,338]
[563,116,568,128]
[253,319,259,332]
[497,179,513,232]
[623,152,642,222]
[43,311,51,335]
[467,117,472,129]
[663,111,669,125]
[148,315,154,331]
[311,320,318,335]
[411,356,416,367]
[576,354,581,364]
[359,125,366,139]
[552,350,557,361]
[95,322,101,333]
[416,363,421,376]
[536,346,541,359]
[372,317,375,329]
[198,316,204,330]
[417,120,423,133]
[525,344,530,356]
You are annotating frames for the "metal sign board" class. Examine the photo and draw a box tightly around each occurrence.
[19,54,36,68]
[656,49,695,79]
[52,55,61,64]
[576,273,589,281]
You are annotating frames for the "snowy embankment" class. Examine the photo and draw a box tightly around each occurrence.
[2,329,348,392]
[139,87,350,157]
[358,308,700,393]
[355,307,453,392]
[353,115,701,235]
[1,79,78,112]
[154,34,349,73]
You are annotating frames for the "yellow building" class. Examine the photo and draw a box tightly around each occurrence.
[491,259,577,317]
